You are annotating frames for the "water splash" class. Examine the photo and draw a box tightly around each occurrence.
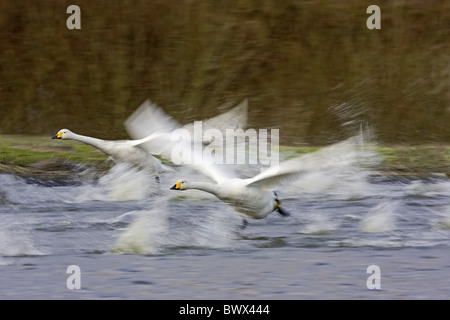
[76,162,160,202]
[0,228,43,257]
[360,201,398,233]
[113,207,169,254]
[406,179,450,198]
[299,212,340,235]
[286,133,382,200]
[190,207,240,249]
[429,201,450,230]
[0,174,63,205]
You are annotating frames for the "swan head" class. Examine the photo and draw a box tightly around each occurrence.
[52,129,73,140]
[170,179,188,190]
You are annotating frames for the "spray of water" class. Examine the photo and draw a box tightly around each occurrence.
[360,201,398,233]
[436,205,450,230]
[76,162,160,202]
[0,228,43,257]
[285,131,382,200]
[113,207,169,254]
[299,212,340,235]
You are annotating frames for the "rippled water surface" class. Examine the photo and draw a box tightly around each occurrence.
[1,148,450,299]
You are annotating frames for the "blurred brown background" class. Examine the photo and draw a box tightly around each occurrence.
[0,0,449,145]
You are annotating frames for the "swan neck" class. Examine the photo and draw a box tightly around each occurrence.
[71,133,105,149]
[188,181,218,195]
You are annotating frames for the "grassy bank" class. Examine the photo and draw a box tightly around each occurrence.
[0,134,109,181]
[375,145,450,179]
[1,135,448,181]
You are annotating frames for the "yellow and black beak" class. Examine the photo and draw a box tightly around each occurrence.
[52,132,63,139]
[170,182,182,190]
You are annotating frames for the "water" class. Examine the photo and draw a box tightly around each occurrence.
[1,142,450,299]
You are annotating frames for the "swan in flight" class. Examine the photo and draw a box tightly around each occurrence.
[126,98,366,226]
[170,178,291,224]
[52,128,166,180]
[168,135,367,226]
[52,99,248,180]
[168,157,303,226]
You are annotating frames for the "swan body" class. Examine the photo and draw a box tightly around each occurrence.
[52,129,166,176]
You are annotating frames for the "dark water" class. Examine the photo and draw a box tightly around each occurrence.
[1,146,450,299]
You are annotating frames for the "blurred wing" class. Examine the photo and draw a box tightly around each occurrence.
[182,99,248,143]
[124,100,182,157]
[125,99,231,183]
[127,132,171,157]
[188,99,248,182]
[245,135,367,190]
[190,162,230,184]
[244,156,306,190]
[125,100,180,138]
[203,98,248,131]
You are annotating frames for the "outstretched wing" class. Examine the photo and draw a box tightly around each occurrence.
[243,156,306,190]
[124,99,232,183]
[245,135,367,190]
[124,100,182,157]
[182,99,248,140]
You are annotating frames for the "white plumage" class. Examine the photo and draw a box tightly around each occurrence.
[52,128,167,177]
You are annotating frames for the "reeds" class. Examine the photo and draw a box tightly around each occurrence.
[0,1,449,145]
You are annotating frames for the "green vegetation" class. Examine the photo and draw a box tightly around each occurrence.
[0,135,448,180]
[0,135,105,164]
[0,1,449,146]
[0,134,109,179]
[376,145,450,178]
[1,2,449,179]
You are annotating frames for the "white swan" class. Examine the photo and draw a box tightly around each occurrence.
[168,156,307,224]
[170,179,290,221]
[52,129,166,179]
[52,99,248,179]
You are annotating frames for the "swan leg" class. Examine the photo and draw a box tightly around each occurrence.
[240,219,248,229]
[155,176,160,183]
[273,191,291,217]
[275,197,290,217]
[277,205,290,217]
